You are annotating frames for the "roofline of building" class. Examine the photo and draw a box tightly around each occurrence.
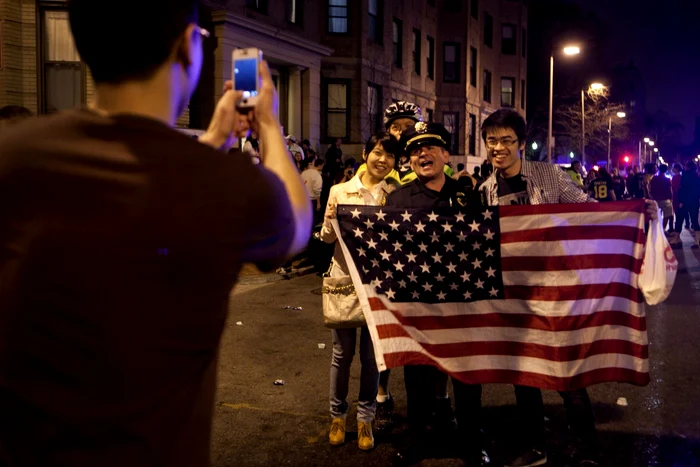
[211,11,334,58]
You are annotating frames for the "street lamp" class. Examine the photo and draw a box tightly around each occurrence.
[548,45,581,163]
[532,142,538,150]
[607,112,625,168]
[644,137,650,143]
[654,147,659,153]
[581,82,610,167]
[590,82,605,91]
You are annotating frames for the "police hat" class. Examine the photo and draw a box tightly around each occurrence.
[401,121,452,154]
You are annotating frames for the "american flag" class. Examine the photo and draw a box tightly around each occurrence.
[332,200,650,391]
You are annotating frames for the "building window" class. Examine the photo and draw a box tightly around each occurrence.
[425,108,434,122]
[522,27,527,58]
[443,112,459,154]
[392,19,403,68]
[367,82,382,135]
[287,0,303,24]
[442,42,460,83]
[427,36,435,80]
[368,0,382,44]
[42,10,84,113]
[501,77,515,107]
[445,0,461,11]
[469,47,477,87]
[325,80,350,139]
[484,12,493,48]
[469,113,477,155]
[521,79,526,109]
[247,0,268,13]
[471,0,479,19]
[412,29,421,75]
[483,69,492,103]
[502,24,517,55]
[328,0,348,33]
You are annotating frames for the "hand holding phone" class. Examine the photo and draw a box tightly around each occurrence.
[232,48,262,108]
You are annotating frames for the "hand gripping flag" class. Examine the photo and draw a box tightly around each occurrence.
[331,200,669,391]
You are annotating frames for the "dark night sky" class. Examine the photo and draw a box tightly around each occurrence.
[567,0,700,144]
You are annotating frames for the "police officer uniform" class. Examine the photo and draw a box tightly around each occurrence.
[385,122,487,466]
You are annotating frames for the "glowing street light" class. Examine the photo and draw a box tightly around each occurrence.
[548,44,582,163]
[607,112,626,168]
[590,82,605,91]
[644,137,650,143]
[532,142,538,150]
[617,112,626,118]
[654,148,659,153]
[570,152,575,158]
[649,141,655,146]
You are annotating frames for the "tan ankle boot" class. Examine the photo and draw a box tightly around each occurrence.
[329,417,346,445]
[357,421,374,451]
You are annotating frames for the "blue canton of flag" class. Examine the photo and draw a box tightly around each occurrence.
[336,205,504,304]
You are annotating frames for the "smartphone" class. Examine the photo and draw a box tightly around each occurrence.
[232,47,262,108]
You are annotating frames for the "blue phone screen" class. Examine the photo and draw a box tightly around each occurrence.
[234,58,258,98]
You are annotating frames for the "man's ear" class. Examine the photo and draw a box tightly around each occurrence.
[362,149,367,162]
[175,24,198,68]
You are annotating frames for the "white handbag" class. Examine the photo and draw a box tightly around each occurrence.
[321,264,366,329]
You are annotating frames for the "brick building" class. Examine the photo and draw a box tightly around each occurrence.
[320,0,528,169]
[0,0,526,166]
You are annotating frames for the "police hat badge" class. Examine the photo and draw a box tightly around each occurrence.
[415,121,428,134]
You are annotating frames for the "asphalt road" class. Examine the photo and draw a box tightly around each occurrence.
[211,231,700,467]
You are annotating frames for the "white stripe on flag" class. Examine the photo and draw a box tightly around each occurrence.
[501,239,642,258]
[502,268,637,287]
[500,211,641,232]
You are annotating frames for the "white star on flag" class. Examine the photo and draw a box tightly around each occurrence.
[380,250,391,261]
[455,212,465,222]
[484,248,495,257]
[427,211,439,222]
[441,222,453,232]
[422,282,433,292]
[367,239,377,249]
[357,247,366,257]
[436,291,447,301]
[458,252,469,262]
[389,220,400,231]
[371,259,380,268]
[475,279,485,289]
[394,261,405,272]
[468,220,480,232]
[376,210,387,220]
[461,271,471,281]
[392,241,403,251]
[450,283,459,290]
[364,218,375,229]
[432,252,443,263]
[446,262,457,273]
[435,273,445,282]
[385,270,393,279]
[457,232,468,242]
[484,229,495,241]
[371,278,382,289]
[415,221,426,232]
[411,291,420,299]
[386,288,396,299]
[353,228,363,238]
[472,241,481,250]
[418,243,428,252]
[378,231,389,241]
[350,208,361,218]
[420,263,431,273]
[398,280,407,288]
[445,242,455,252]
[430,232,440,243]
[472,258,483,269]
[406,252,417,262]
[408,272,418,282]
[404,231,414,242]
[483,210,493,220]
[489,287,499,297]
[486,267,497,277]
[463,290,472,299]
[401,211,412,222]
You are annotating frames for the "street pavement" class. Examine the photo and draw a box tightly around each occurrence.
[211,231,700,467]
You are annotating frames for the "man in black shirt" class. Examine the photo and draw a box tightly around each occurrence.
[387,122,487,467]
[0,1,311,466]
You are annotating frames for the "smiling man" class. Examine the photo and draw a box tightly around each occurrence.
[385,121,487,467]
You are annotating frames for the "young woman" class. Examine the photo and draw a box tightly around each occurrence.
[320,132,399,451]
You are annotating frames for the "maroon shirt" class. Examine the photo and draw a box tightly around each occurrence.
[0,110,294,466]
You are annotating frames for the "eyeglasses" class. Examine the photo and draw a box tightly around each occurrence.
[485,137,518,148]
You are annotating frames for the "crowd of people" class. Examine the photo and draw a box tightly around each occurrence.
[0,1,693,467]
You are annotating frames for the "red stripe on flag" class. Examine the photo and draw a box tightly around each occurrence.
[381,338,647,361]
[501,254,643,273]
[383,353,650,391]
[373,309,646,332]
[500,225,644,244]
[498,200,645,218]
[503,282,643,302]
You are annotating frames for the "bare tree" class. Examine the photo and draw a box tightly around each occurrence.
[554,91,629,163]
[359,48,391,142]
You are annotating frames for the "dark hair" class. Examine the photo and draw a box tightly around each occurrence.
[313,158,324,168]
[364,132,400,158]
[0,105,34,122]
[481,109,527,143]
[598,167,612,182]
[473,166,481,175]
[644,162,657,175]
[302,139,311,146]
[457,163,465,172]
[68,0,198,84]
[673,163,683,172]
[571,160,581,167]
[658,164,668,174]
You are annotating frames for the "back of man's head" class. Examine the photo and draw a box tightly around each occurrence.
[68,0,199,84]
[658,164,668,174]
[313,158,325,169]
[457,163,465,172]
